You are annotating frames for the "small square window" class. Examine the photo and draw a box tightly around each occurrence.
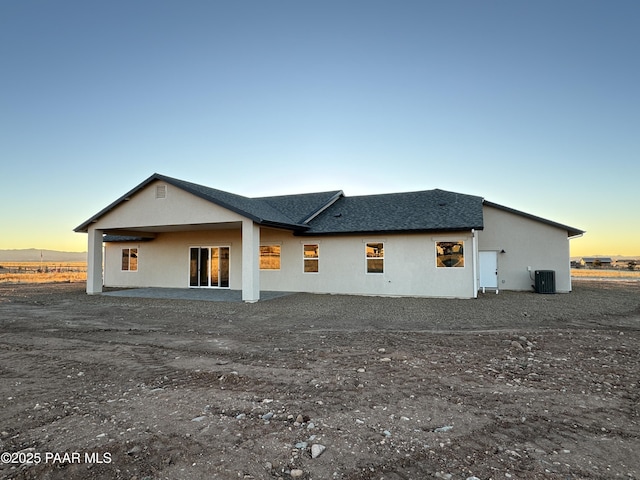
[366,242,384,274]
[122,248,138,271]
[260,245,281,270]
[303,244,319,273]
[436,241,464,268]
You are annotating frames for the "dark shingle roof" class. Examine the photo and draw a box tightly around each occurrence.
[75,173,582,238]
[159,175,308,228]
[75,173,329,232]
[303,189,484,235]
[164,176,346,228]
[258,191,343,224]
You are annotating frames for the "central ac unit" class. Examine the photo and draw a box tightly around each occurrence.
[534,270,556,294]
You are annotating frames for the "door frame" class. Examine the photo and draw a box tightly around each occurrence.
[188,246,231,288]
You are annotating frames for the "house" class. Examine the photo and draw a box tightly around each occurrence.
[579,257,613,268]
[614,259,638,270]
[74,173,584,301]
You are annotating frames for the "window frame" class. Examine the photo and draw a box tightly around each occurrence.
[121,247,138,272]
[259,244,281,271]
[436,241,465,268]
[365,242,384,274]
[303,243,319,273]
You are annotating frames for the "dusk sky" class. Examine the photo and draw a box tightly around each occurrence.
[1,1,638,256]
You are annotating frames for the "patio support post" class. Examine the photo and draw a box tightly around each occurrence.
[87,227,104,294]
[472,229,479,298]
[242,220,260,302]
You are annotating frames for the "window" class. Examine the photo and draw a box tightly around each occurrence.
[303,244,319,273]
[122,248,138,271]
[366,242,384,274]
[260,245,281,270]
[436,241,464,268]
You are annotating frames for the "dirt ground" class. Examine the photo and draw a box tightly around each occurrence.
[0,281,639,480]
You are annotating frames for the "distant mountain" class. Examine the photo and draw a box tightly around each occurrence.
[0,249,86,262]
[571,254,640,261]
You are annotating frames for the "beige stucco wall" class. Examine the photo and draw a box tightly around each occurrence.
[260,229,476,298]
[477,205,572,292]
[104,228,476,298]
[104,230,243,288]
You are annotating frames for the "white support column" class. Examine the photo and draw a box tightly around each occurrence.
[241,220,260,302]
[566,238,572,292]
[87,227,104,294]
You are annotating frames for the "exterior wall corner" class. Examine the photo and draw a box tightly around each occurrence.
[87,227,104,294]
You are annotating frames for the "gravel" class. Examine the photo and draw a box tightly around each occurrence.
[0,280,638,479]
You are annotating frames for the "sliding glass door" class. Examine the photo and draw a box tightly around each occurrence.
[189,247,230,288]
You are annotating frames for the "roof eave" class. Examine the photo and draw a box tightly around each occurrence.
[260,220,309,231]
[295,227,482,237]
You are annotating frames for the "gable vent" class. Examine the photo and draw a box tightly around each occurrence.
[155,185,167,199]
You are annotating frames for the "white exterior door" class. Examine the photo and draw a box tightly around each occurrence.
[479,251,498,293]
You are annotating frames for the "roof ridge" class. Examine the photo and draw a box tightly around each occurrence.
[341,188,480,199]
[259,190,345,225]
[256,189,343,200]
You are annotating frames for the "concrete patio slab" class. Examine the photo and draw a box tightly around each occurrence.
[101,288,294,302]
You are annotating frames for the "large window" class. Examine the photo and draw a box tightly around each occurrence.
[436,241,464,268]
[121,248,138,271]
[303,244,319,273]
[260,245,281,270]
[366,242,384,274]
